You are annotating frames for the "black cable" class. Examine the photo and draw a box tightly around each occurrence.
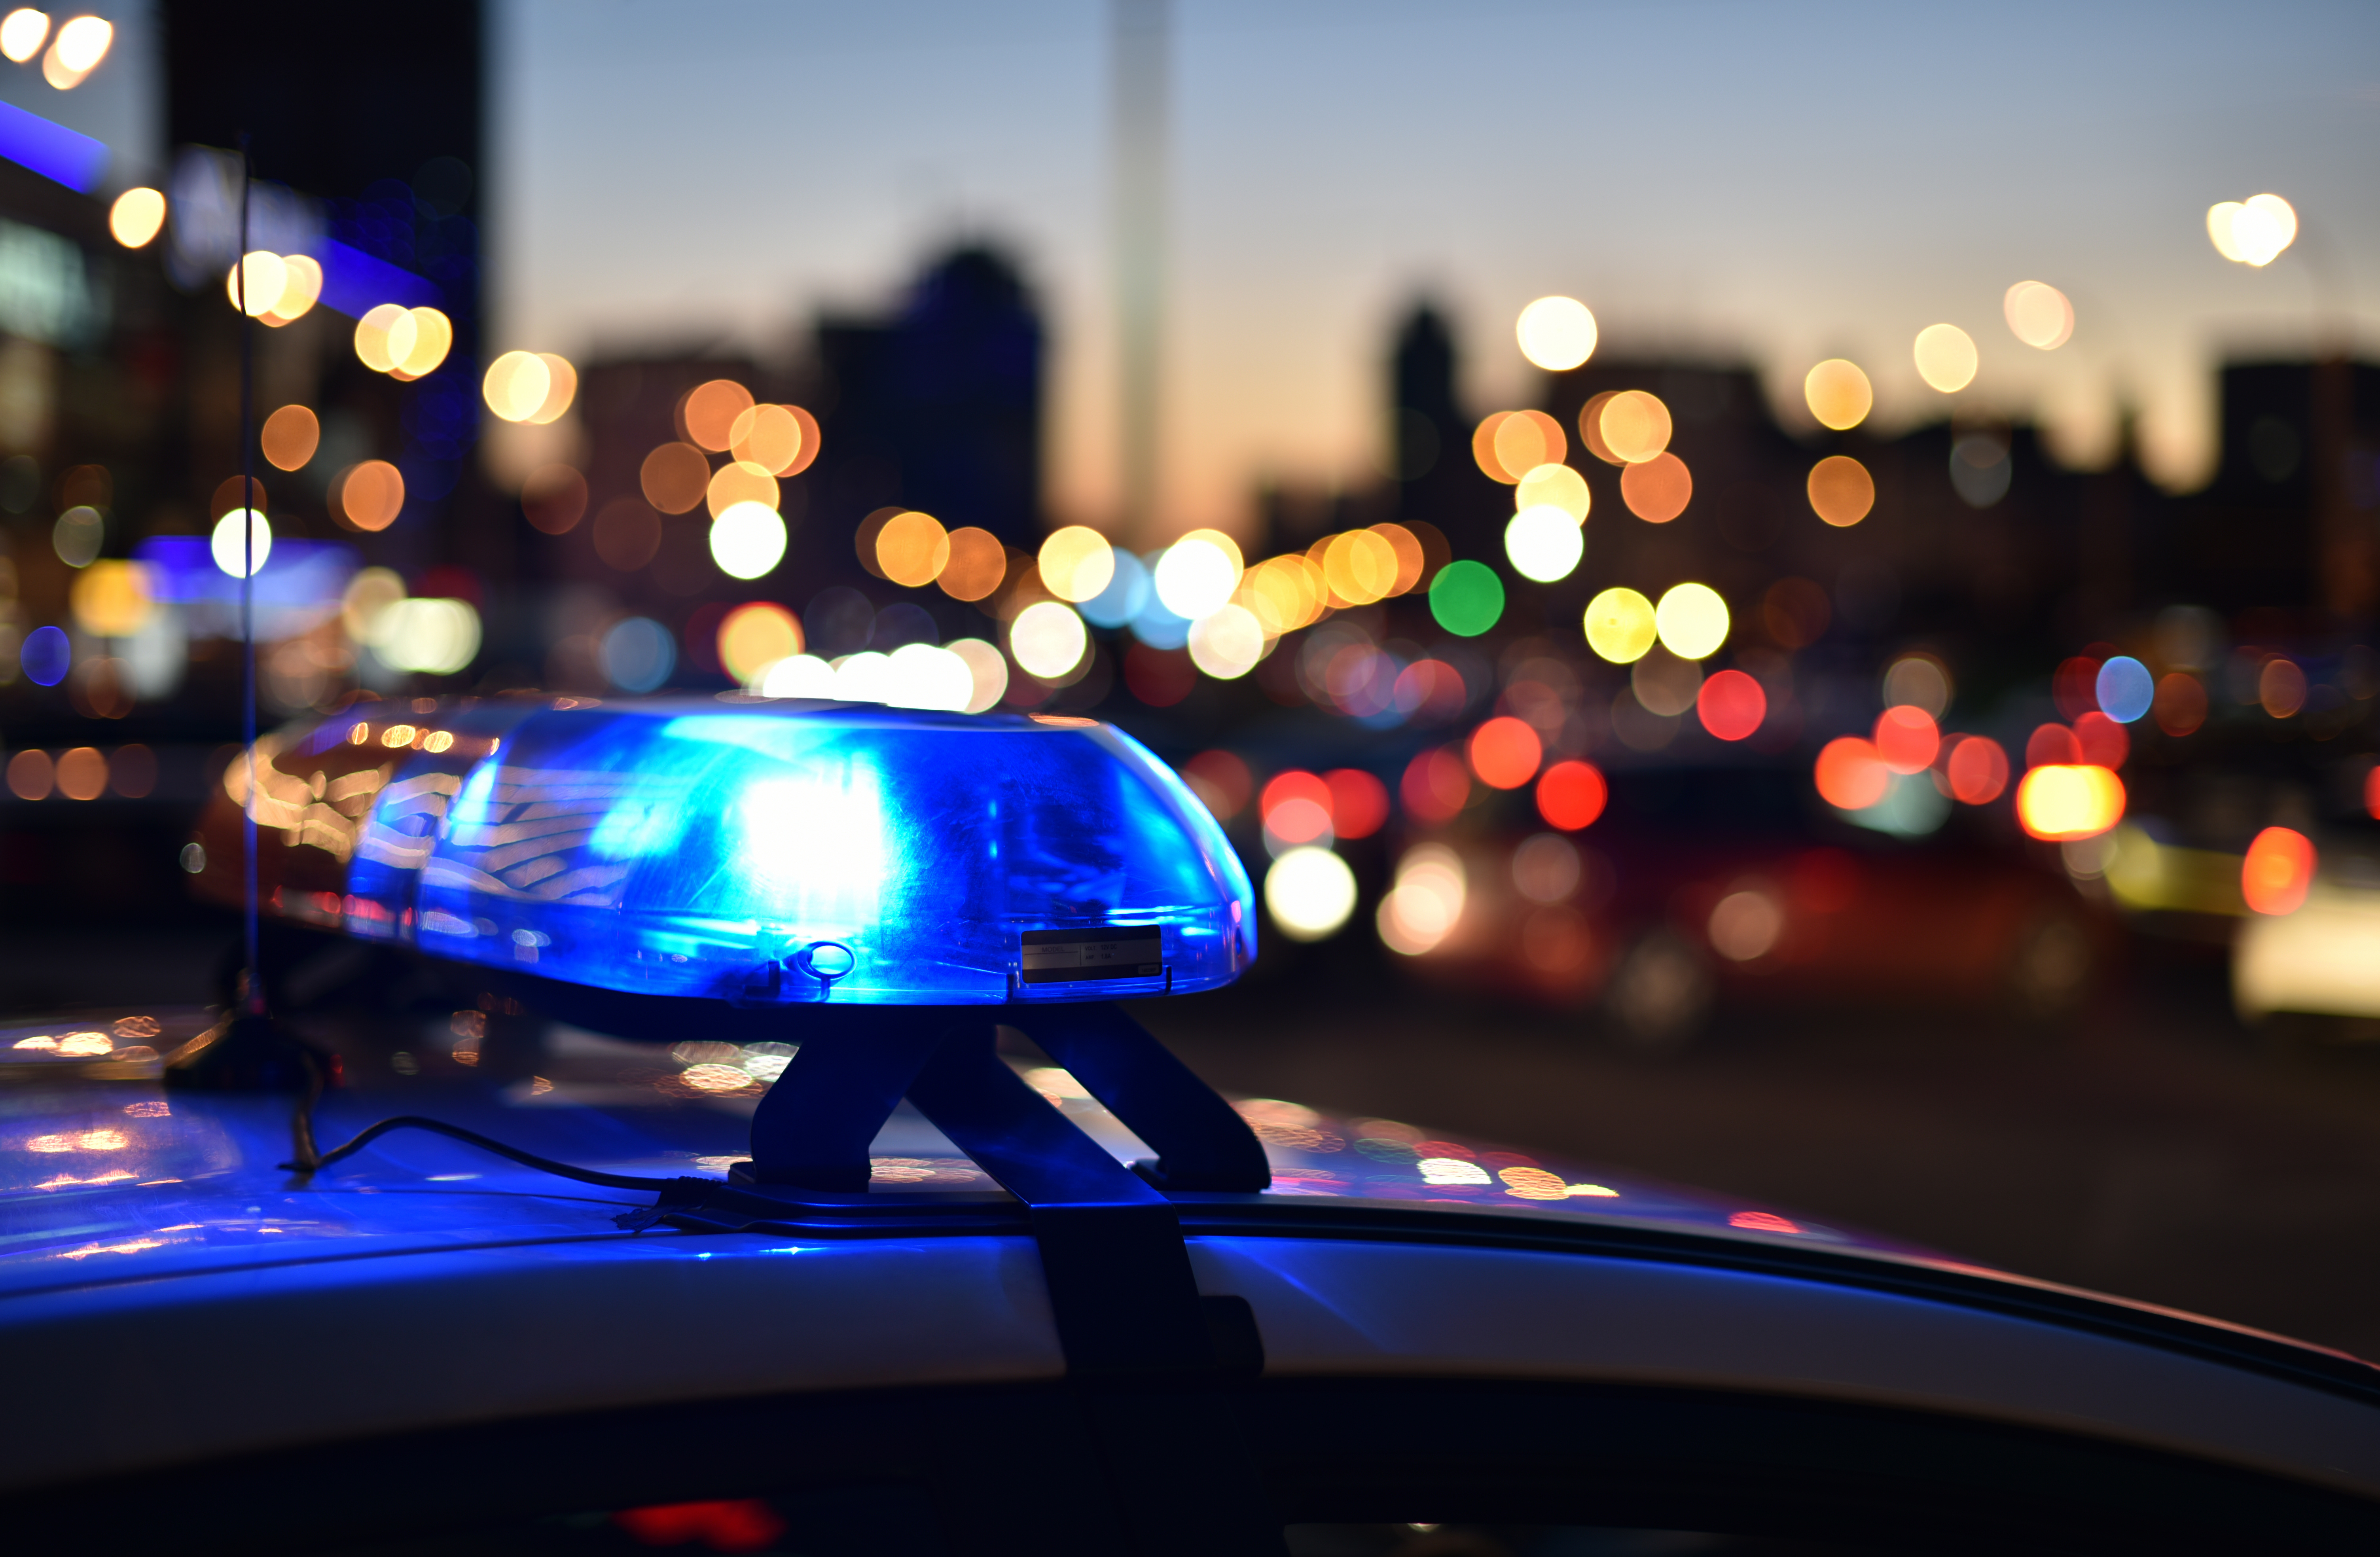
[283,1114,692,1193]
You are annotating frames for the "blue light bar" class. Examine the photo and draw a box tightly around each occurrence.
[0,99,104,191]
[330,698,1253,1006]
[315,239,440,317]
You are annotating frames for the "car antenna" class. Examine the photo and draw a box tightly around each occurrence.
[164,134,325,1097]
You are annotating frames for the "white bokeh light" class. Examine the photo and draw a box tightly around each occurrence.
[1010,600,1088,680]
[1187,603,1264,679]
[210,508,273,578]
[708,500,786,580]
[1264,845,1358,941]
[1504,504,1583,583]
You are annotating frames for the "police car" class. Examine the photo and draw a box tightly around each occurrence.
[1,697,2373,1555]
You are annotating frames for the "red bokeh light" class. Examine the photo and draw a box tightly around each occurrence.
[2155,672,2208,737]
[1401,748,1471,822]
[1873,705,1938,773]
[2072,710,2128,768]
[1392,658,1470,721]
[614,1501,787,1553]
[2052,655,2103,720]
[1178,749,1253,821]
[1261,769,1330,821]
[1944,736,2009,804]
[1535,759,1607,830]
[1324,768,1390,839]
[1468,716,1543,790]
[1813,736,1889,810]
[2242,826,2316,915]
[2367,764,2380,822]
[2024,722,2079,768]
[1696,669,1766,741]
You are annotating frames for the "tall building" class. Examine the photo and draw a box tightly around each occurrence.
[1387,301,1500,561]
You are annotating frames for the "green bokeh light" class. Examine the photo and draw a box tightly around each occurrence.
[1428,559,1504,637]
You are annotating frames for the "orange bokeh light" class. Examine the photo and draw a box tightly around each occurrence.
[1179,750,1254,820]
[334,460,404,532]
[1696,669,1766,741]
[1873,705,1939,773]
[1472,412,1515,481]
[1402,747,1471,822]
[1325,769,1391,839]
[2155,672,2208,737]
[1807,455,1875,527]
[640,443,711,515]
[1468,716,1543,790]
[2025,723,2079,768]
[260,404,318,472]
[1577,390,1620,464]
[1814,737,1889,810]
[716,602,802,685]
[682,380,754,453]
[2015,765,2125,841]
[936,526,1006,601]
[1596,390,1672,464]
[2242,826,2315,915]
[1535,760,1607,830]
[1945,736,2009,803]
[1620,451,1692,523]
[2073,710,2128,768]
[521,463,589,535]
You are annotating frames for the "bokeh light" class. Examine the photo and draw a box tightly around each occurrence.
[1262,770,1332,849]
[1814,737,1889,810]
[2154,672,2208,737]
[1267,846,1357,942]
[1469,716,1542,790]
[260,404,318,471]
[2026,722,2080,768]
[520,463,588,535]
[1039,525,1116,602]
[1188,603,1264,679]
[44,13,106,85]
[48,504,95,567]
[937,527,1007,602]
[1803,359,1872,430]
[528,354,578,423]
[334,460,405,532]
[226,252,287,318]
[353,303,409,371]
[601,617,676,693]
[2259,656,2307,718]
[640,442,709,514]
[1504,504,1583,582]
[1372,523,1426,594]
[946,638,1009,713]
[1400,748,1471,823]
[2208,194,2297,267]
[21,625,67,687]
[392,307,451,378]
[263,256,322,326]
[1697,669,1766,741]
[728,403,803,472]
[2015,764,2125,841]
[684,380,755,452]
[1584,587,1656,663]
[1535,760,1607,830]
[1807,455,1875,526]
[1154,530,1243,618]
[1913,324,1978,393]
[1946,736,2009,803]
[1654,582,1728,660]
[2096,656,2154,723]
[1874,705,1939,773]
[709,501,786,580]
[341,568,406,642]
[1427,559,1503,636]
[1516,295,1598,371]
[883,642,976,711]
[1577,391,1619,464]
[1321,529,1400,604]
[2242,827,2316,915]
[371,598,481,675]
[107,187,163,249]
[1631,647,1702,717]
[483,351,555,423]
[1472,412,1516,481]
[68,559,150,638]
[1882,653,1950,718]
[1620,451,1692,522]
[877,510,951,588]
[705,460,779,519]
[1516,462,1589,521]
[209,509,271,578]
[717,602,802,686]
[1011,600,1088,680]
[2073,710,2128,768]
[0,9,46,63]
[1325,768,1390,839]
[1597,390,1672,463]
[1709,891,1783,963]
[1179,750,1254,820]
[1378,843,1467,956]
[2003,282,2074,350]
[1478,409,1564,483]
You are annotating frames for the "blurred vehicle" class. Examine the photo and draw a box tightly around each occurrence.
[1392,763,2110,1049]
[2,1004,2377,1555]
[2230,801,2380,1040]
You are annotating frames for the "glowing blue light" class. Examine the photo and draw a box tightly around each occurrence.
[0,99,104,191]
[20,625,68,687]
[348,699,1254,1006]
[1080,549,1152,629]
[2096,655,2153,724]
[602,617,676,692]
[1130,556,1192,650]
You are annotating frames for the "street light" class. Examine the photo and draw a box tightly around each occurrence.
[2207,193,2297,267]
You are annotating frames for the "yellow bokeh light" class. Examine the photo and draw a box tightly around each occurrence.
[1807,455,1875,527]
[1655,582,1729,661]
[1913,323,1978,393]
[1038,525,1116,602]
[1515,462,1589,521]
[1493,409,1566,483]
[390,307,452,378]
[705,460,779,519]
[107,187,163,249]
[1322,529,1400,605]
[728,403,802,473]
[0,9,47,63]
[1584,587,1656,664]
[482,350,552,423]
[260,404,319,472]
[1515,295,1597,372]
[938,527,1007,601]
[1802,359,1872,430]
[263,255,321,325]
[717,602,802,687]
[1370,523,1425,595]
[1597,390,1671,463]
[878,510,952,588]
[530,354,577,424]
[225,251,286,318]
[353,303,409,373]
[46,12,104,78]
[1239,554,1324,635]
[68,559,151,638]
[1188,603,1266,680]
[684,380,754,452]
[2003,281,2073,350]
[1154,530,1244,618]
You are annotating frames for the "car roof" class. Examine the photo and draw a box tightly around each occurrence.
[3,1004,2377,1507]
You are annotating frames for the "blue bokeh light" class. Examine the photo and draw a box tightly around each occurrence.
[601,617,676,692]
[348,700,1254,1006]
[2096,655,2154,723]
[20,625,68,687]
[1080,549,1152,629]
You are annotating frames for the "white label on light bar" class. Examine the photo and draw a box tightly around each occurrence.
[1019,926,1163,985]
